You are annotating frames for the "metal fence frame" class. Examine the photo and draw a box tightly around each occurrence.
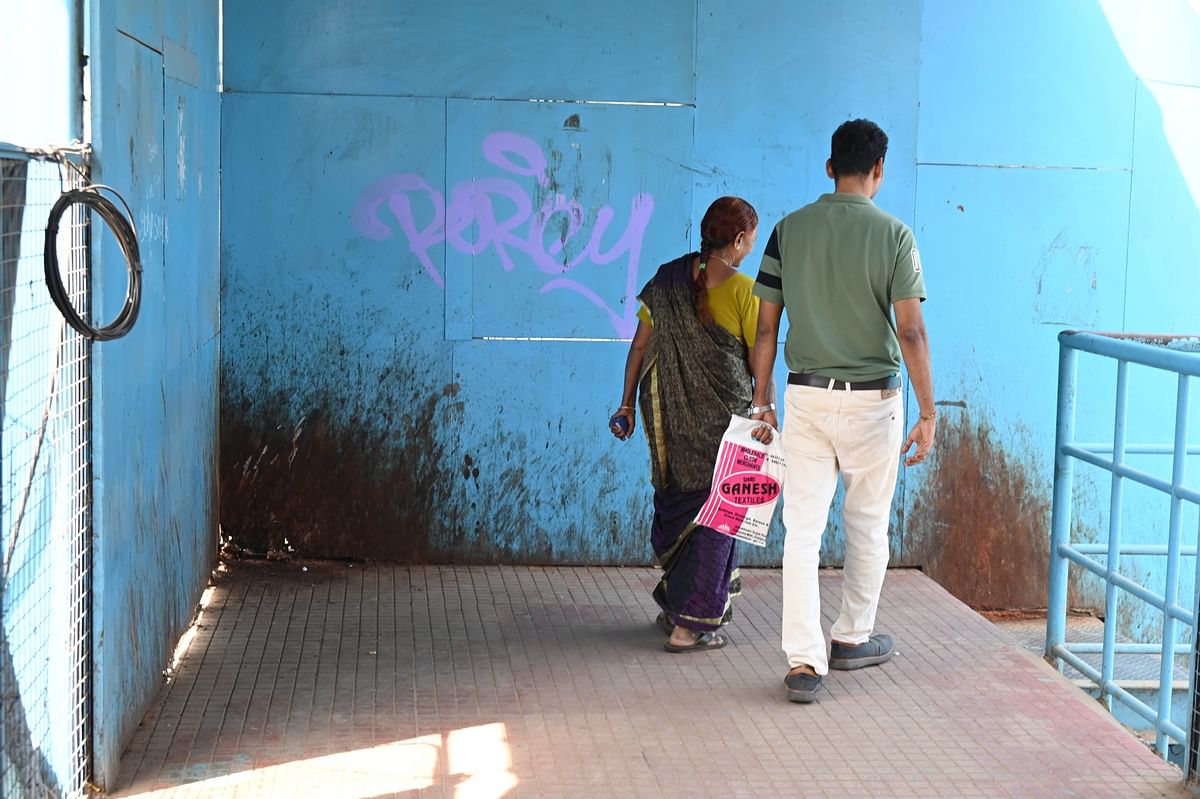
[0,143,92,799]
[1046,330,1200,762]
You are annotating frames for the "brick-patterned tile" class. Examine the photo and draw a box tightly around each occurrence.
[109,562,1188,798]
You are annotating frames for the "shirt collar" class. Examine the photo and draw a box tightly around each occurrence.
[818,192,876,206]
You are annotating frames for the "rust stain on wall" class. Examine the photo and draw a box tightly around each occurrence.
[220,371,653,565]
[220,381,464,562]
[908,412,1051,609]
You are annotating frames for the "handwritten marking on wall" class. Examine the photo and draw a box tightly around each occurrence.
[352,131,654,337]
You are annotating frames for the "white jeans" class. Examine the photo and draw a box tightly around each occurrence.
[780,382,904,675]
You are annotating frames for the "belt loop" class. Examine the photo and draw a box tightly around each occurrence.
[825,377,835,393]
[844,381,851,393]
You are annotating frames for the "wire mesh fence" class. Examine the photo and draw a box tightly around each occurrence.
[1,146,91,799]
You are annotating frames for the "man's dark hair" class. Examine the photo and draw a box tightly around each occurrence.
[830,119,889,178]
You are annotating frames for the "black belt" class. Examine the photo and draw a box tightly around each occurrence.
[788,373,901,391]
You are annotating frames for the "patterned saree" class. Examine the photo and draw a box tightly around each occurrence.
[637,254,754,631]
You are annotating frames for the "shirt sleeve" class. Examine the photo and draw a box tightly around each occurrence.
[751,224,785,305]
[636,300,652,326]
[890,226,927,303]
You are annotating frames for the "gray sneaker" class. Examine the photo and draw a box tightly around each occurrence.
[784,668,823,703]
[829,634,894,670]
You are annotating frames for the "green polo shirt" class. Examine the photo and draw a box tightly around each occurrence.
[752,192,926,382]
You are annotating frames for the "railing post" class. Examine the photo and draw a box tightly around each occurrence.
[1100,360,1129,711]
[1190,513,1200,780]
[1157,373,1191,756]
[1047,337,1079,664]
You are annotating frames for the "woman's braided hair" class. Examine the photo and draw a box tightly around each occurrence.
[693,196,759,324]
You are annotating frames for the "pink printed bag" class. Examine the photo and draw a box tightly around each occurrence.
[693,415,786,547]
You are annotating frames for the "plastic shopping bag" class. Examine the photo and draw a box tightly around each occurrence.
[692,415,786,547]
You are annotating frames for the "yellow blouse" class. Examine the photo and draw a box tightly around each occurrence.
[637,271,760,347]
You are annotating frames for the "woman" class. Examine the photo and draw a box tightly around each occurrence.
[610,196,774,653]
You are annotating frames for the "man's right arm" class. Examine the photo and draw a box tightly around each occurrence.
[750,300,783,430]
[750,223,787,429]
[894,297,935,465]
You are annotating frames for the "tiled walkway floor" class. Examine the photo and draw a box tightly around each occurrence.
[108,561,1189,798]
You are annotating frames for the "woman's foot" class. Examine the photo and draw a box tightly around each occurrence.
[663,626,727,653]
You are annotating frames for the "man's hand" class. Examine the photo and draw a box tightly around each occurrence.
[750,410,778,445]
[749,300,783,446]
[893,297,935,467]
[901,414,936,466]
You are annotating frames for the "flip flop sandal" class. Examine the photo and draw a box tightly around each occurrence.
[663,631,727,653]
[654,612,675,635]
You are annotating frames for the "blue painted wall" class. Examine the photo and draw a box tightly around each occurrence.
[220,1,1200,630]
[88,0,221,787]
[909,0,1135,611]
[909,0,1200,621]
[219,0,697,563]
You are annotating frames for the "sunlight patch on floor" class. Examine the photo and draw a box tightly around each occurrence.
[123,723,516,798]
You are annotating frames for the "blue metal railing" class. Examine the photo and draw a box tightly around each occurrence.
[1046,331,1200,760]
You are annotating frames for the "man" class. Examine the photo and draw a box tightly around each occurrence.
[749,119,935,703]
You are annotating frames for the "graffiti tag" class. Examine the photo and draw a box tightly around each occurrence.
[352,131,654,337]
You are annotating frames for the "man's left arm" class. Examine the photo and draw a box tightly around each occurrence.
[894,298,934,466]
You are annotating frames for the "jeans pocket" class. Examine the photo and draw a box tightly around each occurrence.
[841,408,902,466]
[846,406,898,425]
[785,404,841,459]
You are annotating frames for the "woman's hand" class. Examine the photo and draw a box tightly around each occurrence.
[610,406,637,441]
